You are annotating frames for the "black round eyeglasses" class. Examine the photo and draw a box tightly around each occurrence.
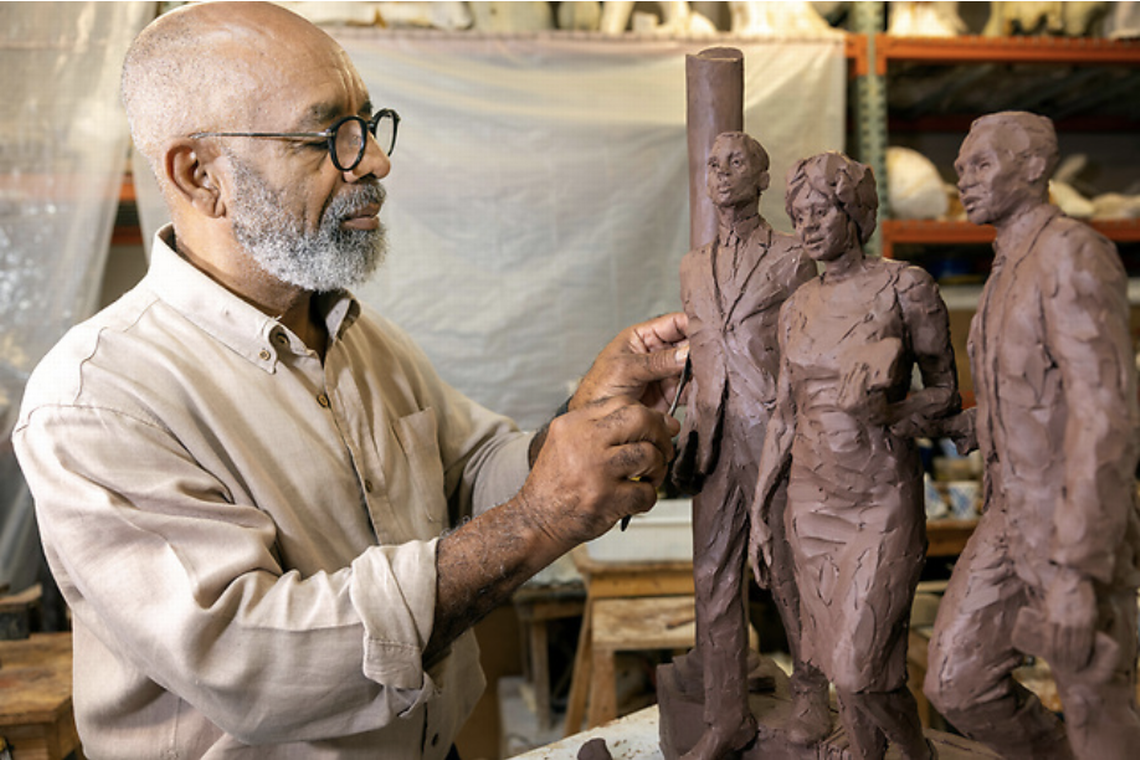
[190,109,400,171]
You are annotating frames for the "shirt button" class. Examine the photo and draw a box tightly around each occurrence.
[258,349,271,361]
[431,734,440,747]
[317,393,331,408]
[364,479,374,493]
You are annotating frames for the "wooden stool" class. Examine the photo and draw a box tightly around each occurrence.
[563,547,695,736]
[0,632,82,760]
[512,583,586,730]
[587,595,697,728]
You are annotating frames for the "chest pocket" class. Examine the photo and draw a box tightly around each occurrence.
[391,408,448,533]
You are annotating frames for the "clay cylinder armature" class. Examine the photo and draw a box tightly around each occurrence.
[686,47,744,250]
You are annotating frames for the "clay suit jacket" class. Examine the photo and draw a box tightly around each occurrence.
[969,203,1140,589]
[677,218,816,479]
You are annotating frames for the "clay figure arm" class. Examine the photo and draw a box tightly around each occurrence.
[749,311,797,587]
[887,266,962,440]
[1039,230,1138,668]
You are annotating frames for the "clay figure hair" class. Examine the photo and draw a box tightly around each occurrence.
[968,110,1060,186]
[785,151,878,245]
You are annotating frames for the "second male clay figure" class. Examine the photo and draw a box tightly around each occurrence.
[925,111,1140,760]
[671,130,825,760]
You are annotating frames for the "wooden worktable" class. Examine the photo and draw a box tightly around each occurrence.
[0,633,82,760]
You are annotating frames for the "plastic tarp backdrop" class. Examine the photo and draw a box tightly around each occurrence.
[0,3,150,591]
[131,32,846,431]
[336,32,845,429]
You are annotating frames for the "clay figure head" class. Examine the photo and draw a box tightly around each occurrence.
[121,1,391,291]
[706,131,770,212]
[955,111,1057,228]
[785,151,877,262]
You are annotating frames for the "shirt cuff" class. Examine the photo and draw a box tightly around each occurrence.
[350,539,439,690]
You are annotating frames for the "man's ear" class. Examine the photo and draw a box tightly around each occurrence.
[165,139,226,218]
[757,170,770,194]
[1023,153,1049,187]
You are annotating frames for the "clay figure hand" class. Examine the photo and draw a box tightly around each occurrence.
[836,337,902,424]
[747,513,773,589]
[1044,568,1098,673]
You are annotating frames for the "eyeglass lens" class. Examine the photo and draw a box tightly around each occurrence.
[333,113,396,170]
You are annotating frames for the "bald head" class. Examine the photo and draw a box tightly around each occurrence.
[122,2,353,178]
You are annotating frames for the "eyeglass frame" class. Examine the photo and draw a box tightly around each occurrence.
[189,108,400,171]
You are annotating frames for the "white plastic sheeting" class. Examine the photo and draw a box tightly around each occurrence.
[334,31,846,429]
[0,3,151,592]
[131,31,846,430]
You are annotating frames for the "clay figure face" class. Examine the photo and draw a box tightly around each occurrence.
[955,125,1033,228]
[790,186,850,263]
[706,134,766,210]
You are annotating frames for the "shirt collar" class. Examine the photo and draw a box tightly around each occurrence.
[145,225,360,372]
[992,203,1061,271]
[717,213,766,248]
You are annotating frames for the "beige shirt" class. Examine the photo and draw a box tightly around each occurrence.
[14,227,532,759]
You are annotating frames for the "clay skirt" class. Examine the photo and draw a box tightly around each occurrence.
[785,457,925,693]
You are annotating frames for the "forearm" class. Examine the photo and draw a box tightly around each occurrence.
[430,397,677,661]
[428,493,572,662]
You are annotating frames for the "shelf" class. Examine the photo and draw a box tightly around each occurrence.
[880,219,1140,310]
[873,34,1140,76]
[881,218,1140,258]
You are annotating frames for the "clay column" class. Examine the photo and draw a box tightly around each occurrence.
[686,47,744,250]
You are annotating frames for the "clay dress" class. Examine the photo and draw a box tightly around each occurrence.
[770,257,952,693]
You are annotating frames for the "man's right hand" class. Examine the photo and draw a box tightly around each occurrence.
[517,396,679,547]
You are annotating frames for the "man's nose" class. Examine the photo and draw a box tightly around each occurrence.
[345,131,390,182]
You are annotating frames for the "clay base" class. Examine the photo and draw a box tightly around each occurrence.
[656,657,1000,759]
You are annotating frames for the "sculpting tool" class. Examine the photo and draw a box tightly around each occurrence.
[621,356,692,531]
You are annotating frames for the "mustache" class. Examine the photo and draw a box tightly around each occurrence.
[326,181,387,220]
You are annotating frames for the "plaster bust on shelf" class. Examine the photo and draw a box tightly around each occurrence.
[750,151,958,760]
[925,110,1140,760]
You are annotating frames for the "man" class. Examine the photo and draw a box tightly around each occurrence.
[670,131,825,760]
[13,4,687,758]
[924,111,1140,760]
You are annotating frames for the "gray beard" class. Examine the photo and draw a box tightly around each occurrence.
[229,158,387,292]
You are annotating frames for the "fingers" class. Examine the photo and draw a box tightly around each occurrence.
[582,397,677,481]
[628,312,689,353]
[573,313,689,412]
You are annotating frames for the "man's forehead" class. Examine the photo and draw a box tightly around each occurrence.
[959,128,1005,158]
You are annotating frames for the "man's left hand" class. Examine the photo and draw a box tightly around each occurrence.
[572,312,689,413]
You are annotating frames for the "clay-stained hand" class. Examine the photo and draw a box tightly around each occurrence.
[517,396,680,547]
[1044,567,1098,673]
[572,313,689,413]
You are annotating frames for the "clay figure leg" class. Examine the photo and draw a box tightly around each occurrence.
[1049,586,1140,760]
[924,514,1073,760]
[836,685,931,760]
[766,478,831,745]
[684,474,756,760]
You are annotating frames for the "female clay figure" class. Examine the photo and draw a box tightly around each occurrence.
[749,152,959,760]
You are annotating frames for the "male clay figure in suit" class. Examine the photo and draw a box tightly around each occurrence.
[925,111,1140,760]
[672,131,826,760]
